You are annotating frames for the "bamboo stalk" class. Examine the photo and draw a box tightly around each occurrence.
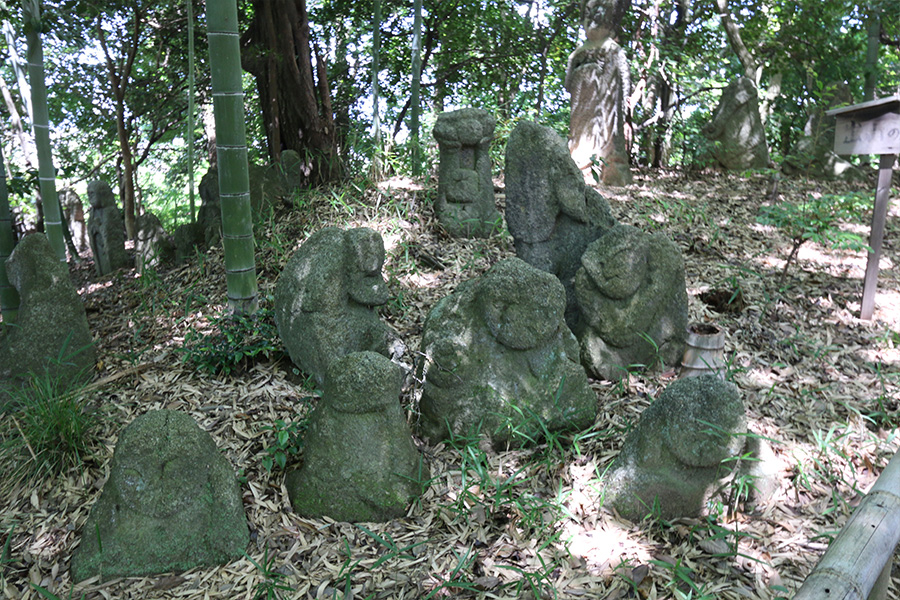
[22,0,66,263]
[206,0,257,314]
[793,449,900,600]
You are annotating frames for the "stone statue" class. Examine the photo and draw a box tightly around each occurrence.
[135,211,175,273]
[0,233,95,384]
[574,224,687,380]
[703,77,769,170]
[602,376,746,521]
[273,227,399,387]
[432,108,501,237]
[87,180,129,275]
[505,121,617,328]
[286,352,426,522]
[71,410,249,581]
[418,258,596,448]
[566,0,633,186]
[783,82,858,179]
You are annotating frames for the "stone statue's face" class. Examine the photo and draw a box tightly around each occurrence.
[482,292,560,350]
[115,447,207,519]
[584,233,648,300]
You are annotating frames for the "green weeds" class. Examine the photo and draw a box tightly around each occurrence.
[180,307,283,375]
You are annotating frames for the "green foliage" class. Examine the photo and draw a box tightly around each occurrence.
[260,418,306,473]
[180,308,283,375]
[757,192,870,285]
[244,548,294,600]
[0,370,97,487]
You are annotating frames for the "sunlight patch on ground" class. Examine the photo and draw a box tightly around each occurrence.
[78,279,114,296]
[377,176,424,191]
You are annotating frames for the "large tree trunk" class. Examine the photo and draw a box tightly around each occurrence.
[242,0,339,185]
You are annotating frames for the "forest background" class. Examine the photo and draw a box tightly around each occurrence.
[0,0,898,231]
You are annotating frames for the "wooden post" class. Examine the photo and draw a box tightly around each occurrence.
[826,96,899,320]
[793,449,900,599]
[860,153,896,320]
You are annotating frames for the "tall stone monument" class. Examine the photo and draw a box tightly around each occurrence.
[566,0,633,186]
[432,108,501,238]
[505,121,617,327]
[87,180,129,275]
[703,77,769,170]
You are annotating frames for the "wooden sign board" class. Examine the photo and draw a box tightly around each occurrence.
[826,95,900,156]
[824,95,899,320]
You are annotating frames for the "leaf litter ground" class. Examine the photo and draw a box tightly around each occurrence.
[1,169,899,600]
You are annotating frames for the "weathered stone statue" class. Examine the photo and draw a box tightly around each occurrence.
[87,180,129,275]
[783,82,858,179]
[417,258,597,448]
[566,0,633,186]
[0,233,95,383]
[602,376,746,521]
[432,108,501,238]
[60,188,88,255]
[703,77,769,170]
[286,352,425,522]
[135,211,175,273]
[273,227,398,386]
[71,410,249,581]
[574,224,687,380]
[505,121,617,327]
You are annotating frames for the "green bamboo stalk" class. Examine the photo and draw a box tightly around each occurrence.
[22,0,65,263]
[187,0,196,224]
[410,0,422,176]
[206,0,257,314]
[0,143,19,326]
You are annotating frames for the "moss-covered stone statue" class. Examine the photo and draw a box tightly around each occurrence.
[432,108,501,238]
[70,410,248,581]
[273,227,400,387]
[574,224,687,380]
[286,351,425,522]
[602,376,746,521]
[0,233,95,384]
[417,258,597,448]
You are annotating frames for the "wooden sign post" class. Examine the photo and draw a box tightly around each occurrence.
[826,95,899,320]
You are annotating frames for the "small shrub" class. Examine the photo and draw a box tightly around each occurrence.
[260,419,307,473]
[181,308,283,375]
[0,371,98,487]
[757,192,869,286]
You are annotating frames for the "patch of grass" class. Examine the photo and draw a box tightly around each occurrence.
[245,547,294,600]
[0,370,98,487]
[180,306,283,375]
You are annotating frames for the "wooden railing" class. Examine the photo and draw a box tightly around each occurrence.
[793,449,900,600]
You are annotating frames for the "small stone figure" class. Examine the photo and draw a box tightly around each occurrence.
[505,120,617,327]
[135,211,175,273]
[70,410,249,581]
[418,258,596,448]
[60,188,88,255]
[602,375,746,521]
[273,227,398,386]
[703,77,770,170]
[432,108,501,238]
[286,352,425,522]
[0,233,95,383]
[574,224,687,380]
[87,180,129,275]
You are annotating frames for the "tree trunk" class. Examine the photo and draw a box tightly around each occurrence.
[23,0,66,262]
[371,0,382,180]
[864,5,881,102]
[187,0,196,224]
[714,0,759,84]
[242,0,339,185]
[208,0,258,314]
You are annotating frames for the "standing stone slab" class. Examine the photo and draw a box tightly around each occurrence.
[273,227,396,387]
[87,181,129,275]
[71,410,249,582]
[602,376,746,521]
[0,234,95,382]
[574,224,688,380]
[417,258,596,448]
[505,121,617,327]
[135,212,175,273]
[286,352,425,522]
[702,77,769,170]
[432,108,501,238]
